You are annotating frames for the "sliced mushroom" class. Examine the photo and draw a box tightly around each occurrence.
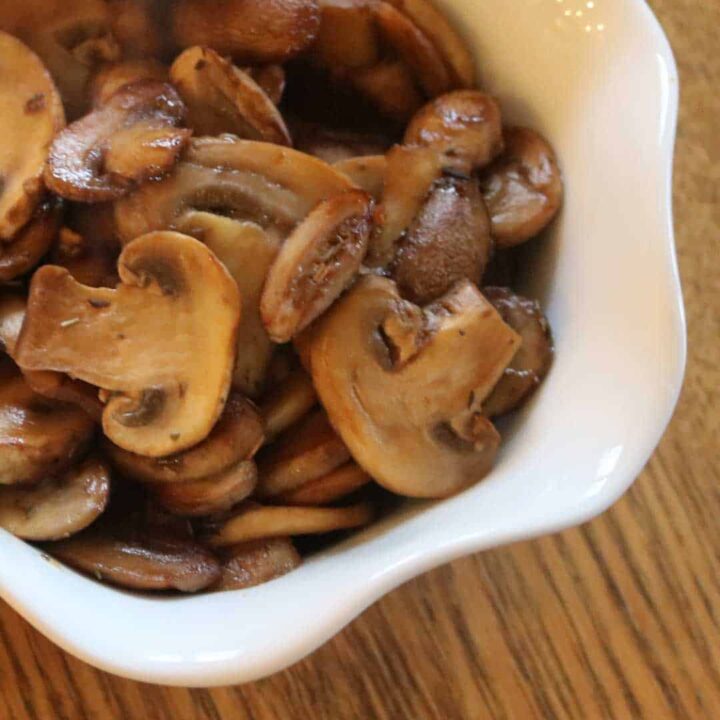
[172,0,321,63]
[178,212,279,397]
[51,224,120,288]
[205,500,373,546]
[384,0,475,87]
[372,2,451,98]
[90,59,168,107]
[0,199,63,283]
[276,462,371,506]
[482,287,553,418]
[0,358,95,486]
[480,127,563,247]
[0,0,120,119]
[107,0,166,60]
[149,459,257,517]
[308,276,522,498]
[312,0,380,70]
[15,231,240,457]
[256,410,350,498]
[293,122,391,165]
[170,46,291,145]
[261,189,373,343]
[115,137,355,244]
[334,155,387,201]
[259,369,317,444]
[404,90,504,172]
[45,80,188,203]
[392,174,492,304]
[0,291,27,356]
[244,65,287,106]
[106,393,263,483]
[0,453,110,540]
[351,60,424,122]
[0,32,65,241]
[49,525,221,591]
[216,537,301,590]
[368,144,444,267]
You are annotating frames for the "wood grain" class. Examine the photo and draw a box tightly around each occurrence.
[0,1,717,717]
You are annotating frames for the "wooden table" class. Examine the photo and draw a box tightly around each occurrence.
[1,1,717,717]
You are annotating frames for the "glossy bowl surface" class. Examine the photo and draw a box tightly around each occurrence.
[0,0,684,686]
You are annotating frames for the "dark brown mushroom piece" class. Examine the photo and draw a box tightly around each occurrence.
[106,0,167,60]
[243,64,286,106]
[482,287,553,418]
[44,81,189,203]
[215,537,301,590]
[480,127,563,247]
[392,174,492,304]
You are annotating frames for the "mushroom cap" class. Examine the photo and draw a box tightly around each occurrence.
[0,358,95,486]
[392,174,492,304]
[260,188,373,343]
[44,80,187,203]
[115,137,356,244]
[172,0,321,64]
[0,453,110,541]
[15,231,240,457]
[308,276,522,498]
[480,127,563,246]
[105,393,263,483]
[170,46,291,145]
[215,537,301,591]
[0,32,65,240]
[178,212,278,398]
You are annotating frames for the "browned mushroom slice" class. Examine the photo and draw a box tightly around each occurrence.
[404,91,504,172]
[393,174,492,304]
[0,0,119,120]
[49,525,221,591]
[482,287,553,418]
[244,65,286,106]
[0,199,63,283]
[259,370,317,444]
[334,155,387,201]
[0,358,95,486]
[384,0,475,87]
[261,189,373,343]
[0,33,65,241]
[351,61,423,122]
[216,537,301,590]
[90,59,169,107]
[107,0,166,60]
[115,137,355,245]
[172,0,321,63]
[150,460,257,517]
[368,144,444,267]
[372,2,451,98]
[15,231,240,457]
[51,224,120,289]
[170,47,291,145]
[0,291,27,356]
[308,276,522,498]
[205,500,373,546]
[480,127,563,247]
[177,212,278,397]
[106,393,263,483]
[45,81,187,203]
[0,454,110,541]
[293,122,391,166]
[312,0,380,70]
[276,462,371,506]
[256,410,350,498]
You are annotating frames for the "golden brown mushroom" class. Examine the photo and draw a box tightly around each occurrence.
[482,287,553,418]
[334,155,387,201]
[172,0,321,64]
[259,369,317,444]
[0,358,95,485]
[0,32,65,241]
[276,461,371,506]
[90,59,169,108]
[244,65,287,106]
[261,189,373,343]
[312,0,380,70]
[215,537,301,590]
[308,276,522,498]
[15,231,240,457]
[0,453,110,540]
[480,127,563,247]
[170,46,291,145]
[45,81,189,203]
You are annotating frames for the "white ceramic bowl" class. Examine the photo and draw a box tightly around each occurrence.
[0,0,685,686]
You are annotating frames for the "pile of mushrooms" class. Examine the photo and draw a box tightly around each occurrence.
[0,0,560,594]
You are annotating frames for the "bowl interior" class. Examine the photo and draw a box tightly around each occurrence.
[0,0,685,686]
